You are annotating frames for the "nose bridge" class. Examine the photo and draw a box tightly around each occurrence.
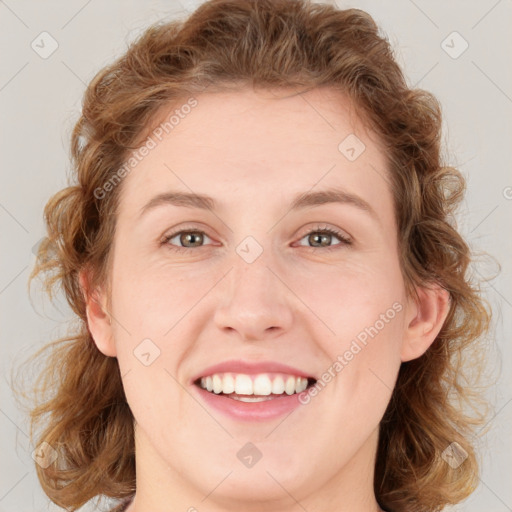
[212,237,294,341]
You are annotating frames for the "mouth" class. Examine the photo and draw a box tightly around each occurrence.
[193,372,317,402]
[190,360,318,421]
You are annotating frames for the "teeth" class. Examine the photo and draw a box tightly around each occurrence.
[212,374,223,394]
[254,374,273,395]
[235,374,253,395]
[231,395,275,402]
[272,376,285,394]
[285,376,296,395]
[223,373,235,394]
[198,373,310,396]
[295,377,307,393]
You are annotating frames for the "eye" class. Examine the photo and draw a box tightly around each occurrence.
[162,229,213,251]
[296,225,352,250]
[161,224,352,253]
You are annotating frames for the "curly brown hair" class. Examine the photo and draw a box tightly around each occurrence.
[12,0,492,511]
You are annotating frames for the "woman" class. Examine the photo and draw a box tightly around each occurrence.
[18,0,491,511]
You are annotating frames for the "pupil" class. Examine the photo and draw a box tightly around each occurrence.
[183,232,202,247]
[311,233,329,247]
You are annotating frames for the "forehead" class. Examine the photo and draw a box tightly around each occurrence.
[117,87,392,221]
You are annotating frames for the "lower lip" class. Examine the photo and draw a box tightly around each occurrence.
[194,385,305,422]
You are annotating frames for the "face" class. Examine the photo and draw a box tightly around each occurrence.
[89,87,421,509]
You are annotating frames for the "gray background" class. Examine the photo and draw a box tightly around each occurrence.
[1,0,511,511]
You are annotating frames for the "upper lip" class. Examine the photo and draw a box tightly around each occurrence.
[190,359,317,385]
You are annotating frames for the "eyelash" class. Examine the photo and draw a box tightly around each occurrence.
[161,224,352,253]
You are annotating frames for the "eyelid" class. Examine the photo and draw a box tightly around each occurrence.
[295,223,352,244]
[161,222,353,252]
[160,224,216,248]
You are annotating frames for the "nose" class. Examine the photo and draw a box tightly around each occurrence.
[212,252,294,342]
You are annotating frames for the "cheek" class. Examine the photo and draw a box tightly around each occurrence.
[124,358,184,408]
[111,234,405,363]
[293,258,405,405]
[110,249,218,333]
[108,256,225,385]
[289,258,405,342]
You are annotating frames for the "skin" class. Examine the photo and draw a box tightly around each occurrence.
[81,87,450,512]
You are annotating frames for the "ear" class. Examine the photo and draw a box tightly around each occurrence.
[401,283,451,362]
[79,269,117,357]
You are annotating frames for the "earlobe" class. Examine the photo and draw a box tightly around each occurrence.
[78,269,117,357]
[401,284,451,362]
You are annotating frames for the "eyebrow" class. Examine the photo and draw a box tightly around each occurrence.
[138,187,377,221]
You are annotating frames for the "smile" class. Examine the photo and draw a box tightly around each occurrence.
[193,371,317,421]
[196,372,315,400]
